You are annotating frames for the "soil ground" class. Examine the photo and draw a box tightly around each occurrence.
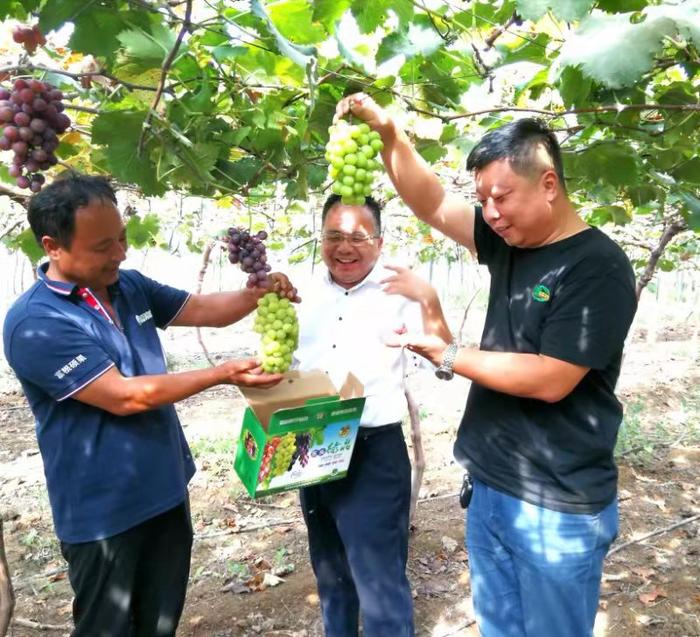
[1,323,699,637]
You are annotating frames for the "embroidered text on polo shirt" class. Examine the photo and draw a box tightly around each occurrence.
[135,310,153,325]
[54,354,87,380]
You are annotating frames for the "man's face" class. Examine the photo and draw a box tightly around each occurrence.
[321,203,383,289]
[46,199,127,290]
[474,159,558,248]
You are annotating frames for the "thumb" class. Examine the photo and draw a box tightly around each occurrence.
[237,358,262,371]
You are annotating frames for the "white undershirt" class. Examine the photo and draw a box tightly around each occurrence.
[293,263,424,427]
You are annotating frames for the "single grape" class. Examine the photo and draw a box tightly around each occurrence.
[3,126,19,141]
[18,127,33,141]
[13,112,30,127]
[29,118,46,133]
[18,88,34,104]
[11,141,28,156]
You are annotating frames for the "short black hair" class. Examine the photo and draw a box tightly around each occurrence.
[321,195,382,234]
[28,172,117,248]
[466,118,566,189]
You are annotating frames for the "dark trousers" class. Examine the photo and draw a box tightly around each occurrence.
[300,424,414,637]
[60,500,193,637]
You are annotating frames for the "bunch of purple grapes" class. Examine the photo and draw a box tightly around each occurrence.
[287,433,311,471]
[222,226,272,288]
[296,433,311,467]
[0,79,70,191]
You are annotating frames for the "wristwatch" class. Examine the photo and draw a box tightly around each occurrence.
[435,343,458,380]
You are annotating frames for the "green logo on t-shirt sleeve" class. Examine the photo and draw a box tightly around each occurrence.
[532,284,551,302]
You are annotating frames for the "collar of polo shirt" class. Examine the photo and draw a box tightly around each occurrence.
[37,262,121,298]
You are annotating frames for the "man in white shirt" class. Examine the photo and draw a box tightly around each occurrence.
[293,195,451,637]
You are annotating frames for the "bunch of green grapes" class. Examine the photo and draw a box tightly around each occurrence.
[325,120,384,206]
[268,433,297,480]
[253,292,299,373]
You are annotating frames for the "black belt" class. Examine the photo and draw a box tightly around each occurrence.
[358,422,403,439]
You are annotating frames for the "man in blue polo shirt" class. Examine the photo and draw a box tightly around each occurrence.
[3,173,295,637]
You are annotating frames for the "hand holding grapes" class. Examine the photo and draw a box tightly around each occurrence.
[216,358,283,388]
[266,272,300,303]
[334,93,393,139]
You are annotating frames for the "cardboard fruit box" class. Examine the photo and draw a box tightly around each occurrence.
[234,370,366,498]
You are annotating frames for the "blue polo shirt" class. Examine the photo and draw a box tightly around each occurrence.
[3,264,196,543]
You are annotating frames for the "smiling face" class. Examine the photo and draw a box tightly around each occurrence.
[321,203,382,289]
[44,198,127,292]
[474,158,560,248]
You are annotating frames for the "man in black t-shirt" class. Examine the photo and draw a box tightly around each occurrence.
[337,94,637,637]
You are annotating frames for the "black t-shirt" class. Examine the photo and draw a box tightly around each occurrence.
[454,209,637,513]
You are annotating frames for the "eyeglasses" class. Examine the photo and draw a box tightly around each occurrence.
[320,231,379,246]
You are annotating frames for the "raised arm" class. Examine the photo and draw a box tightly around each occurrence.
[172,272,299,328]
[336,93,477,254]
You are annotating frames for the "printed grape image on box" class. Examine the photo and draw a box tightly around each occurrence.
[234,371,366,497]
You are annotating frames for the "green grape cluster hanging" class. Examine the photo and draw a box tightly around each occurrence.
[253,292,299,373]
[325,120,384,206]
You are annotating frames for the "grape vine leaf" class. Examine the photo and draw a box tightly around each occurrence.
[3,228,44,265]
[251,0,317,69]
[69,8,132,59]
[91,111,165,196]
[557,65,592,108]
[117,20,179,70]
[312,0,351,32]
[351,0,393,34]
[557,5,700,88]
[678,191,700,232]
[516,0,594,21]
[38,0,88,33]
[376,17,444,65]
[566,143,639,188]
[125,214,161,249]
[597,0,648,12]
[267,0,326,44]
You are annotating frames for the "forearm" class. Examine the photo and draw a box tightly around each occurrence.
[78,365,233,417]
[120,367,229,413]
[380,121,447,220]
[419,290,452,344]
[453,349,570,403]
[118,363,241,415]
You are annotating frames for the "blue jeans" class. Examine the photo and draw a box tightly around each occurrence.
[466,478,618,637]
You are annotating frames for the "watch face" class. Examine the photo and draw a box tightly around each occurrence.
[435,367,453,381]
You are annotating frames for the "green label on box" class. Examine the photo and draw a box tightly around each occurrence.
[234,396,365,497]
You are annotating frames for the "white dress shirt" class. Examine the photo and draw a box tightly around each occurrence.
[293,263,423,427]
